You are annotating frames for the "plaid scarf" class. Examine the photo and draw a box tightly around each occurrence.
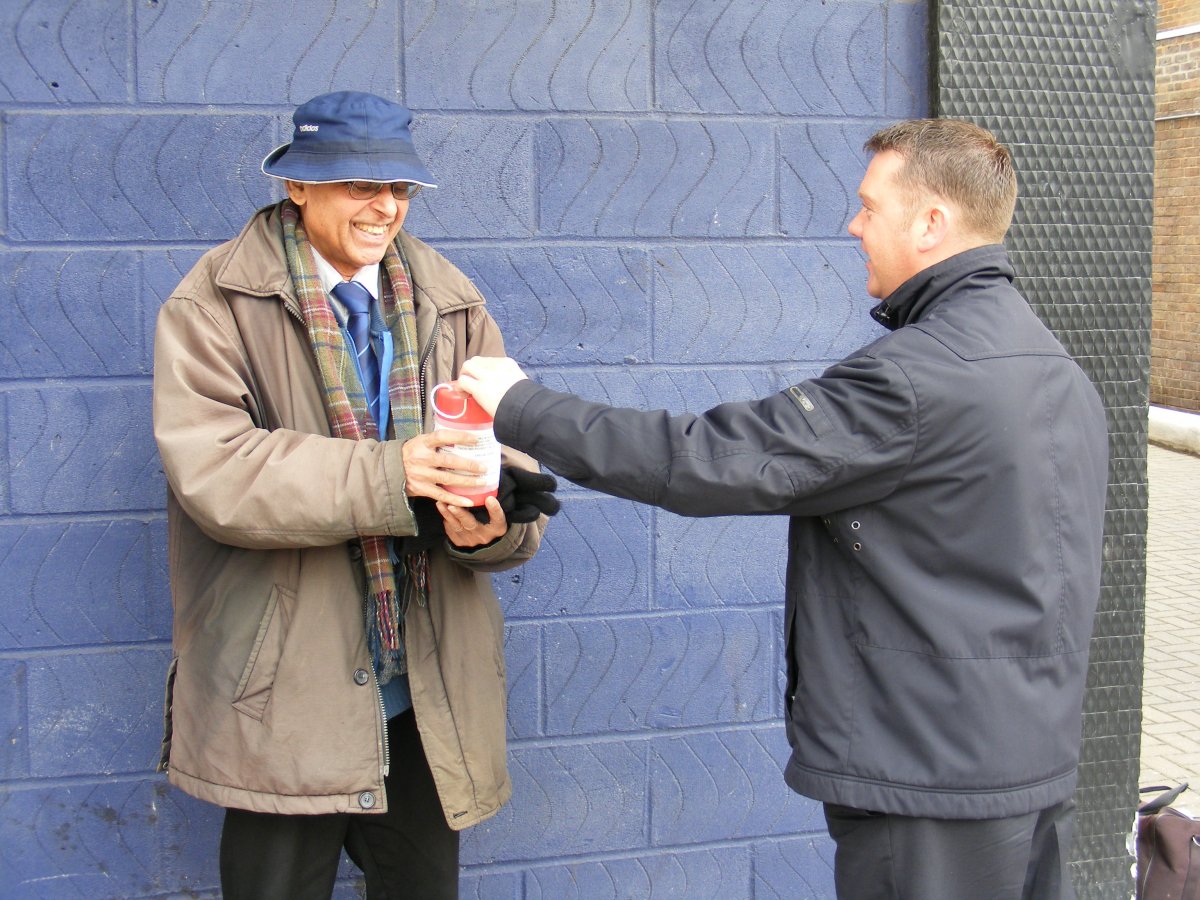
[281,201,428,686]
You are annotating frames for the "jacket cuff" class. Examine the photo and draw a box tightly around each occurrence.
[445,521,526,563]
[381,441,418,536]
[493,379,546,449]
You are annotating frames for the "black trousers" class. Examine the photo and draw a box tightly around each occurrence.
[824,799,1076,900]
[219,710,459,900]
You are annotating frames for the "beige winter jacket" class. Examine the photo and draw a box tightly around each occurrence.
[152,203,544,827]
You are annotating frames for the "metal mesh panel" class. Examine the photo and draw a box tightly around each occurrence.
[931,1,1156,896]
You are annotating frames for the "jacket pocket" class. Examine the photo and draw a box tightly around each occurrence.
[158,656,178,772]
[232,584,296,721]
[784,385,834,438]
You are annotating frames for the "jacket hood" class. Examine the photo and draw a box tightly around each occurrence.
[870,244,1014,331]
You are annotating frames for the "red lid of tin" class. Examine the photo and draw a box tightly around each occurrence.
[431,384,492,426]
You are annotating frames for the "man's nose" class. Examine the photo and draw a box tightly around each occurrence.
[371,190,400,216]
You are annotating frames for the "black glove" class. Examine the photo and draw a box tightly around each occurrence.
[470,466,560,524]
[397,497,446,554]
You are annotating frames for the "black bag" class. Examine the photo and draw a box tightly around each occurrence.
[1137,783,1200,899]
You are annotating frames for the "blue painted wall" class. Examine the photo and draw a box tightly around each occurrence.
[0,1,927,896]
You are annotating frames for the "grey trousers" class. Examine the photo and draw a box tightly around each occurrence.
[823,799,1076,900]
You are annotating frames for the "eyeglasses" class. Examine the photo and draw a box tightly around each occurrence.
[344,181,422,201]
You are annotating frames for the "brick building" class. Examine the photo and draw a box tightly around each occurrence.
[1153,0,1200,411]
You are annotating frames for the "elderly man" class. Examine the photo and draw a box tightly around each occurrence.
[153,91,555,899]
[457,119,1108,899]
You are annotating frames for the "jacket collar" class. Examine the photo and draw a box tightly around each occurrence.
[869,244,1014,331]
[212,201,484,318]
[214,203,294,305]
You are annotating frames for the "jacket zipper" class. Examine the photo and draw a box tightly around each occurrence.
[418,317,441,418]
[374,668,391,779]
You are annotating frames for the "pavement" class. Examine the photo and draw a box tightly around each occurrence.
[1148,406,1200,457]
[1138,412,1200,813]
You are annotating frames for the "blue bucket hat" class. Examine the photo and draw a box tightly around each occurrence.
[261,91,436,187]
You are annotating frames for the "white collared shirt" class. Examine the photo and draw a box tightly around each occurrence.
[310,250,381,319]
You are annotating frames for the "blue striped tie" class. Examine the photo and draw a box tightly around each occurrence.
[332,280,382,424]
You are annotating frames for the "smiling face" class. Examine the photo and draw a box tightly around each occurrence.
[847,150,925,301]
[285,181,408,278]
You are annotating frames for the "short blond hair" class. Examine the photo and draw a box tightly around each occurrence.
[865,119,1018,242]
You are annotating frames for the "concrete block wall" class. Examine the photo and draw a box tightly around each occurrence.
[0,1,927,895]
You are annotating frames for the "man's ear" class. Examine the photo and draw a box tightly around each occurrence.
[916,203,952,252]
[285,180,307,207]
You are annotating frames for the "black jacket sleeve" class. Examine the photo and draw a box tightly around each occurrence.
[492,355,919,518]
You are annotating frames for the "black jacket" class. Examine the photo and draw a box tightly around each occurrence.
[494,245,1108,819]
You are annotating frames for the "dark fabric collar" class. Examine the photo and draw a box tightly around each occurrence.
[869,244,1014,331]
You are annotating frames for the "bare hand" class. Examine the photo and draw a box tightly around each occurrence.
[402,431,488,506]
[455,357,529,417]
[437,496,508,547]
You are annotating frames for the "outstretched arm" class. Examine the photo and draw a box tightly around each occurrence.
[455,355,918,518]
